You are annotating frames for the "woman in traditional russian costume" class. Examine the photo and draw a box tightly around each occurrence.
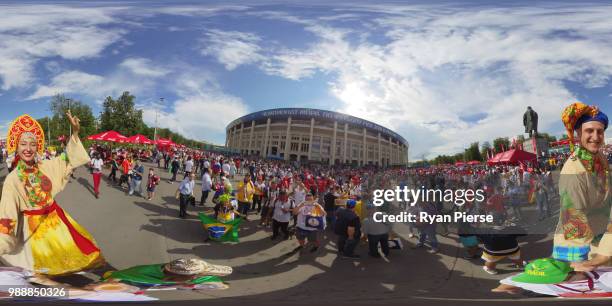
[0,111,104,276]
[554,102,611,265]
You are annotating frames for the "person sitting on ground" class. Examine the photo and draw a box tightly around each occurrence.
[478,217,527,275]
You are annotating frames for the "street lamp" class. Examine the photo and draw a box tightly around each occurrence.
[66,98,72,136]
[154,97,162,141]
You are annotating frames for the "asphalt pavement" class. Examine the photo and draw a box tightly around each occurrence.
[0,162,606,304]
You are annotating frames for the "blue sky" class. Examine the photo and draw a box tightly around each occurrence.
[1,1,612,160]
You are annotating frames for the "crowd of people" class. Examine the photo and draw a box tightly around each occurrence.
[0,101,610,299]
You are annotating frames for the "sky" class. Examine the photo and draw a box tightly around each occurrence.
[1,1,611,160]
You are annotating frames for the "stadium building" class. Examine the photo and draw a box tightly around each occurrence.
[225,108,409,166]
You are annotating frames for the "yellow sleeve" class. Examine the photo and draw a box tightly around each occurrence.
[0,175,22,255]
[39,134,90,197]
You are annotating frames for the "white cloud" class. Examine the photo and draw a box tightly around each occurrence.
[0,5,128,90]
[28,62,162,101]
[251,5,612,159]
[142,72,249,144]
[200,29,265,70]
[119,58,169,77]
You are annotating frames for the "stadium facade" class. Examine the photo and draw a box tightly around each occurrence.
[225,108,409,166]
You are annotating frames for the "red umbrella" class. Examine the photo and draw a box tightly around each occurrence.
[156,138,174,146]
[126,134,154,145]
[467,160,480,165]
[87,131,128,143]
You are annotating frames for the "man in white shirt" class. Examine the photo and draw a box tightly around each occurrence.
[200,169,213,206]
[222,161,230,176]
[177,173,196,218]
[183,156,194,179]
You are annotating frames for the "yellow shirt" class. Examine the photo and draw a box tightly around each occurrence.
[236,181,255,203]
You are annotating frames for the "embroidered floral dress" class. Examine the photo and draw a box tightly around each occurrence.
[554,146,612,262]
[0,135,103,275]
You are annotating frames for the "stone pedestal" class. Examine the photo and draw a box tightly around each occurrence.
[522,136,549,157]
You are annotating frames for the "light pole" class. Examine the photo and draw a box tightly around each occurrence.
[154,97,162,141]
[66,98,72,136]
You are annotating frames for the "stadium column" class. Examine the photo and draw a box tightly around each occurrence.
[248,120,255,155]
[262,118,271,158]
[343,123,348,164]
[377,132,382,167]
[284,117,292,161]
[330,121,337,166]
[238,123,244,154]
[225,129,232,148]
[362,127,367,166]
[308,118,314,161]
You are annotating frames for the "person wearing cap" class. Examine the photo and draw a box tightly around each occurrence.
[492,258,612,297]
[554,102,611,263]
[334,199,361,259]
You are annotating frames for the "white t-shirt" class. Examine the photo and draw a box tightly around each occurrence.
[293,188,306,206]
[272,199,293,223]
[201,173,212,191]
[185,160,194,172]
[91,158,104,172]
[222,163,230,173]
[500,268,612,297]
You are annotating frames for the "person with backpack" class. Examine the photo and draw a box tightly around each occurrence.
[334,199,361,259]
[170,156,180,183]
[271,190,293,240]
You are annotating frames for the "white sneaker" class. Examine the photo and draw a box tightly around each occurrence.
[483,266,498,275]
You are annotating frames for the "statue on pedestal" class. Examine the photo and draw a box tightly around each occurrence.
[523,106,538,138]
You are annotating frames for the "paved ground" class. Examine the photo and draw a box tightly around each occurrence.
[0,162,607,304]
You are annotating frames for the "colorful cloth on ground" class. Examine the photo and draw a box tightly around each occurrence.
[6,114,45,155]
[102,264,222,286]
[500,268,612,297]
[198,213,242,242]
[554,146,612,262]
[561,102,607,152]
[0,134,103,275]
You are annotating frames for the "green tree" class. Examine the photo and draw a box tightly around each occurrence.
[537,132,557,143]
[493,137,510,152]
[481,141,492,159]
[463,142,482,161]
[46,94,96,141]
[99,92,144,136]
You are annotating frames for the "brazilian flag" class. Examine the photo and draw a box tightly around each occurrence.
[198,213,242,242]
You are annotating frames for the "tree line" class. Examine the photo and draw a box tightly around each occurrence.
[37,92,202,148]
[414,133,558,167]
